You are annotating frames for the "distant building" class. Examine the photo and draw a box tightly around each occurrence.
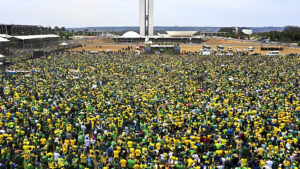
[218,27,236,34]
[241,29,253,35]
[0,24,53,36]
[218,27,252,35]
[0,24,60,49]
[140,0,154,36]
[238,27,253,35]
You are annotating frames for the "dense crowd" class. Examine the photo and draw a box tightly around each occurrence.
[0,53,299,169]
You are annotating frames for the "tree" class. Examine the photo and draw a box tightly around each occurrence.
[84,29,89,36]
[218,27,236,34]
[61,27,66,32]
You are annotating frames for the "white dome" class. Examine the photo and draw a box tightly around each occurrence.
[122,31,141,38]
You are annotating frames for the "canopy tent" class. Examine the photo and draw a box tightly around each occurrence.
[0,34,13,38]
[0,37,10,42]
[0,54,5,58]
[13,34,60,40]
[59,42,69,46]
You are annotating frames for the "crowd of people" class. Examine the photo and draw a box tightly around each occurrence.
[0,52,299,169]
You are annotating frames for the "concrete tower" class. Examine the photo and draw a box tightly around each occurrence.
[140,0,154,36]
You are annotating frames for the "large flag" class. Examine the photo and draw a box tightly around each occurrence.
[31,106,39,112]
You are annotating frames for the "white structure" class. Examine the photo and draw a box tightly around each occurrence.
[140,0,154,36]
[13,34,59,40]
[0,37,10,42]
[166,31,197,37]
[242,29,253,35]
[59,42,69,46]
[122,31,141,38]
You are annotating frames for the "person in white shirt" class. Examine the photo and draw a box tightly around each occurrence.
[160,154,166,163]
[192,153,200,163]
[54,152,60,159]
[85,135,90,147]
[265,159,273,168]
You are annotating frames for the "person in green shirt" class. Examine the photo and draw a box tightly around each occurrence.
[175,164,184,169]
[127,159,135,169]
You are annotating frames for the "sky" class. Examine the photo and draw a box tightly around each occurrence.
[0,0,299,28]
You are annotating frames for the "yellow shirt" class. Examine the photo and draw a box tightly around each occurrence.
[259,160,265,168]
[70,139,76,145]
[188,158,194,167]
[156,143,161,150]
[40,138,46,144]
[65,139,70,145]
[283,160,290,167]
[113,150,119,158]
[128,141,133,148]
[257,148,264,156]
[133,164,140,169]
[80,154,87,163]
[120,159,127,167]
[241,158,247,166]
[135,149,141,157]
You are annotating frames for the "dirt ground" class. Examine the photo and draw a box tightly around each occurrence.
[70,38,300,55]
[203,38,254,44]
[73,38,115,44]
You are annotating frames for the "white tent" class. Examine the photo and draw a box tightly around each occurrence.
[14,34,60,40]
[0,37,10,42]
[59,42,69,46]
[0,34,13,38]
[0,54,5,58]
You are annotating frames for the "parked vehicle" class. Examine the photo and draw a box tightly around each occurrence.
[248,46,254,52]
[89,51,99,54]
[201,51,211,55]
[203,45,211,51]
[217,45,225,52]
[266,51,280,56]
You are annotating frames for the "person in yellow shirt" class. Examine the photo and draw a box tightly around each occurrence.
[283,159,290,168]
[187,158,194,168]
[241,158,247,167]
[80,153,87,164]
[135,149,141,158]
[133,163,140,169]
[156,142,161,150]
[70,138,76,146]
[40,138,46,145]
[259,159,266,168]
[120,158,127,168]
[113,149,120,159]
[128,140,133,148]
[257,147,264,158]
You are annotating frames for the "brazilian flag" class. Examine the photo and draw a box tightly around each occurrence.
[31,106,39,112]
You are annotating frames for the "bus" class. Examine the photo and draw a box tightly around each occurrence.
[266,51,280,56]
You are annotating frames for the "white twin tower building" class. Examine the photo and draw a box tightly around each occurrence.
[139,0,154,36]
